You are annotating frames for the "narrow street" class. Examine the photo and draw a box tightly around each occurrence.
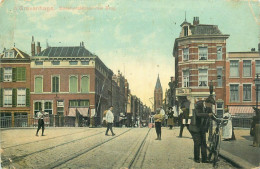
[1,127,234,169]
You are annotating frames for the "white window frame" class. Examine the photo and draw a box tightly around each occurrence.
[183,48,189,61]
[255,60,260,75]
[182,70,189,88]
[35,75,43,93]
[243,84,252,101]
[216,101,224,118]
[199,47,208,60]
[51,75,60,93]
[4,67,12,82]
[198,69,208,87]
[217,46,222,60]
[69,75,78,93]
[243,60,252,77]
[17,88,26,107]
[4,89,12,107]
[230,60,240,77]
[230,84,240,102]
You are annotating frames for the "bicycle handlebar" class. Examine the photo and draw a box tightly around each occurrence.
[211,113,228,125]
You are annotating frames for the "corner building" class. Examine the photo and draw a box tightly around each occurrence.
[173,17,229,116]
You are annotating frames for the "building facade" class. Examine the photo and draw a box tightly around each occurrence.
[0,47,31,127]
[30,40,113,126]
[173,17,229,116]
[226,51,259,117]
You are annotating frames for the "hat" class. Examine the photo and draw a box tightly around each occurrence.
[205,95,215,105]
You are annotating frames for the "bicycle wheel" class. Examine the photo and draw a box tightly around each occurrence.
[213,134,221,166]
[208,133,217,161]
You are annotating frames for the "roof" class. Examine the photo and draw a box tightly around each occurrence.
[190,24,222,35]
[36,46,95,57]
[155,75,162,90]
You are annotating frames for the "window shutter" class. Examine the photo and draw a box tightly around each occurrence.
[0,68,3,82]
[12,88,17,107]
[22,67,26,81]
[12,67,17,82]
[0,88,3,107]
[26,88,30,107]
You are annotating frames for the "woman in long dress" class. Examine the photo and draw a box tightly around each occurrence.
[222,108,233,141]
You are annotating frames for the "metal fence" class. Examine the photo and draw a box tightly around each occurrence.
[232,117,252,128]
[0,115,88,128]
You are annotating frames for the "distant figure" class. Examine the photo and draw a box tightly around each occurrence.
[179,105,190,137]
[154,108,163,140]
[160,106,165,126]
[36,109,48,136]
[167,107,174,129]
[222,108,235,141]
[105,106,115,136]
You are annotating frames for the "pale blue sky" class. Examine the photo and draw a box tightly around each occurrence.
[0,0,259,107]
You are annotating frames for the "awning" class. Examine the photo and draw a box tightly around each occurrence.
[229,106,255,116]
[68,108,89,117]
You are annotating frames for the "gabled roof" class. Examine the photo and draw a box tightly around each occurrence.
[1,47,30,59]
[190,24,222,35]
[155,74,162,90]
[36,46,95,57]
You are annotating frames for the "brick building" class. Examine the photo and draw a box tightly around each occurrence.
[173,17,229,116]
[0,47,31,127]
[30,39,113,126]
[226,50,259,117]
[154,74,163,112]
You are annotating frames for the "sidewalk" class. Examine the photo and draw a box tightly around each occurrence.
[220,128,260,168]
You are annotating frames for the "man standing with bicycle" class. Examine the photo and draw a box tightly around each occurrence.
[189,96,215,163]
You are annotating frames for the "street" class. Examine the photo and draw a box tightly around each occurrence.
[0,127,236,169]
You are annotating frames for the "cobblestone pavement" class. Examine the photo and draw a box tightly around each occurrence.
[1,127,235,169]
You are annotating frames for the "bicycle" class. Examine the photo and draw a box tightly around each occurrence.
[208,114,228,167]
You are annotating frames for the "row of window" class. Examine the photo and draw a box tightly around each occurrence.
[0,88,30,107]
[0,67,26,82]
[182,68,223,87]
[230,84,260,102]
[34,60,90,66]
[230,60,260,77]
[4,51,15,58]
[35,75,90,93]
[182,46,222,61]
[33,100,89,116]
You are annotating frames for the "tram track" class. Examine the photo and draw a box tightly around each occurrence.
[42,128,133,169]
[2,129,94,149]
[1,130,105,167]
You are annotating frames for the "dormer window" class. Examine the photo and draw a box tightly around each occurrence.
[4,52,8,58]
[184,26,188,36]
[4,51,14,58]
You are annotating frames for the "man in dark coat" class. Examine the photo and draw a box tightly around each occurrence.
[179,105,190,137]
[189,97,214,163]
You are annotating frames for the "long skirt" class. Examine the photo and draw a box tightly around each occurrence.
[167,118,174,126]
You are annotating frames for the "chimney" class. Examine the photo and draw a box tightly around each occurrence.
[193,17,199,25]
[80,42,82,46]
[82,41,84,47]
[258,43,260,52]
[36,42,41,54]
[31,36,35,56]
[251,48,256,52]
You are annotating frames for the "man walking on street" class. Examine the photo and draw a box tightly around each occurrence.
[36,109,48,136]
[105,106,115,136]
[179,105,190,137]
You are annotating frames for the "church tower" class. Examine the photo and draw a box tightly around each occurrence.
[154,74,163,112]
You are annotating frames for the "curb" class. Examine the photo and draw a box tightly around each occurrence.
[219,148,255,169]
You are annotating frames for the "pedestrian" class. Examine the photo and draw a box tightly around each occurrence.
[160,106,165,126]
[251,107,260,147]
[154,108,163,140]
[105,106,115,136]
[179,105,190,137]
[167,107,174,129]
[103,110,108,127]
[189,97,214,163]
[36,109,48,136]
[222,108,235,141]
